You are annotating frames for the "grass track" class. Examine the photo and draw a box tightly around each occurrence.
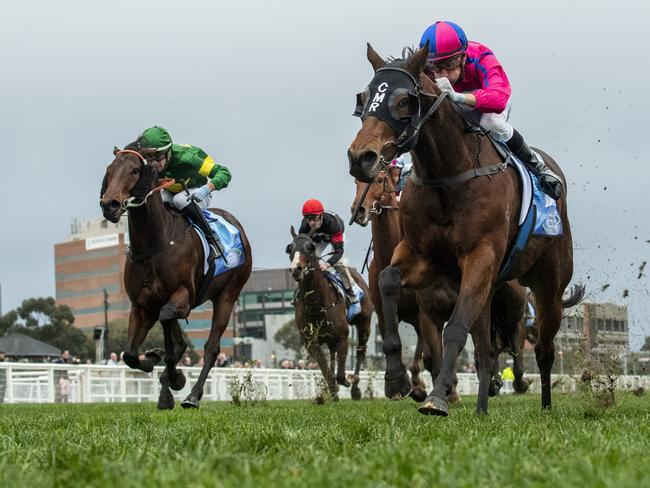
[1,394,649,487]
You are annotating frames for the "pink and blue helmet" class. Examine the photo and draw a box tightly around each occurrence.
[419,21,468,62]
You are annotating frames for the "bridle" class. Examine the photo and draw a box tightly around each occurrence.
[104,150,176,211]
[369,172,399,215]
[353,65,449,173]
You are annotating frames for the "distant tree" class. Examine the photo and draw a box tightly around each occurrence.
[0,310,18,336]
[274,320,305,360]
[641,336,650,352]
[2,297,94,359]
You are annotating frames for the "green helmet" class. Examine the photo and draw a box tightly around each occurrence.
[138,126,172,152]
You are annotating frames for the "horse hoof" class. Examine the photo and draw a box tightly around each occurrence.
[168,370,186,391]
[514,378,530,394]
[157,389,175,410]
[181,395,200,409]
[489,379,503,397]
[385,371,412,400]
[418,394,449,416]
[145,348,164,365]
[332,394,339,402]
[351,384,362,401]
[337,378,351,388]
[410,386,427,403]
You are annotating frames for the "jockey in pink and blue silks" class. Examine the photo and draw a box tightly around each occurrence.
[419,21,563,199]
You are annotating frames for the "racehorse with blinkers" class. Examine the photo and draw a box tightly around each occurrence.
[348,43,584,415]
[287,227,373,400]
[100,144,252,409]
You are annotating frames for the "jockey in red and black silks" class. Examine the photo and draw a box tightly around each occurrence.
[419,21,564,200]
[299,199,360,310]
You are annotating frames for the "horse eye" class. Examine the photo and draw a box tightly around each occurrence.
[398,98,409,108]
[132,168,140,175]
[285,244,292,254]
[306,243,315,253]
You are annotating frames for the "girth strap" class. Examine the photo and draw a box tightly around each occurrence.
[410,158,510,188]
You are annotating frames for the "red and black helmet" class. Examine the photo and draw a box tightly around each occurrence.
[302,198,324,216]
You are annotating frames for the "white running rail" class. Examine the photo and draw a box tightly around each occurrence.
[0,363,648,404]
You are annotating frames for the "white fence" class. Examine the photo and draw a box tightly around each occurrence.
[0,362,648,404]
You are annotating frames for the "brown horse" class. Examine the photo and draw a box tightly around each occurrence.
[351,168,529,400]
[351,167,458,402]
[287,227,373,400]
[348,43,582,415]
[100,146,252,409]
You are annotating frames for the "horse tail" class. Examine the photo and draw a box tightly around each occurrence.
[562,283,586,309]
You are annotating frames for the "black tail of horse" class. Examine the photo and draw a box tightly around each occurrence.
[562,283,586,309]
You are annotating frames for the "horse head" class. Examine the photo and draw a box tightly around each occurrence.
[348,42,436,183]
[351,167,400,226]
[100,146,157,223]
[286,226,318,282]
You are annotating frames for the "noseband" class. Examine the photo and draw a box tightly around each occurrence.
[369,173,399,215]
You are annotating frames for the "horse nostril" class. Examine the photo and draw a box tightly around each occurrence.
[361,150,378,166]
[109,200,121,209]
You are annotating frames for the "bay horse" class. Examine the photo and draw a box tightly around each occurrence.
[351,168,529,400]
[348,43,583,415]
[287,227,373,400]
[100,146,252,409]
[351,167,458,402]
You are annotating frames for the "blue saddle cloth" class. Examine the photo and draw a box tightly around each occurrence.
[496,142,563,281]
[323,269,365,320]
[193,210,246,277]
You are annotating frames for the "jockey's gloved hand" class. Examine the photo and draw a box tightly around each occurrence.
[192,184,212,203]
[435,77,466,104]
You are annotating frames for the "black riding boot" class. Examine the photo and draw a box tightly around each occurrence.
[507,129,563,200]
[182,202,225,260]
[334,264,359,304]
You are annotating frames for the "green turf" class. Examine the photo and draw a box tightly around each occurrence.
[0,393,648,488]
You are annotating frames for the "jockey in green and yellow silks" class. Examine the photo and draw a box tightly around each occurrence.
[136,125,230,258]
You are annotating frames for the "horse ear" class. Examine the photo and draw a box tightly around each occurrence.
[405,41,429,76]
[113,146,121,155]
[367,43,385,72]
[290,225,297,238]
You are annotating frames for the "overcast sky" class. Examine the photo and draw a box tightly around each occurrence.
[1,0,648,348]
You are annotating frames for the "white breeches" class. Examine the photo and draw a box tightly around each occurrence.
[161,188,211,210]
[462,99,513,142]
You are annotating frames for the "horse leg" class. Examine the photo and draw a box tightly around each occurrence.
[473,311,496,414]
[351,321,368,401]
[418,294,460,403]
[512,318,530,394]
[159,287,190,392]
[308,341,338,400]
[409,325,427,402]
[335,333,350,388]
[181,295,233,409]
[531,285,563,410]
[419,246,498,416]
[160,319,187,390]
[378,265,412,399]
[122,306,159,372]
